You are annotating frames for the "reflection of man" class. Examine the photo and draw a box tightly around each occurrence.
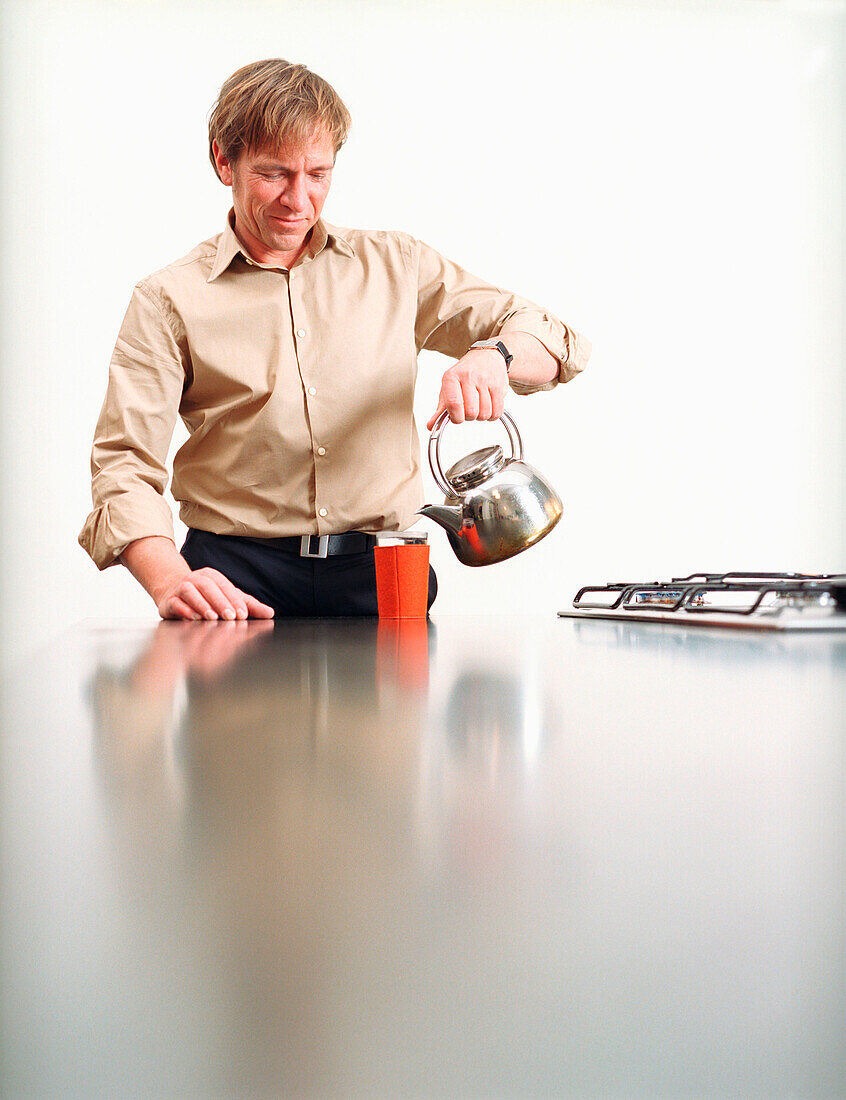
[80,59,591,620]
[87,616,434,1096]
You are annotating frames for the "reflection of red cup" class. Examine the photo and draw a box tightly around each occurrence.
[376,618,430,690]
[374,544,430,618]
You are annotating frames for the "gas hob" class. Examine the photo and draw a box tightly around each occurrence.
[558,572,846,631]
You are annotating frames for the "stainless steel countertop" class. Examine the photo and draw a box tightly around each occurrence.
[2,614,845,1098]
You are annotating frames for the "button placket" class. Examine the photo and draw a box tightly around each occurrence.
[290,270,330,529]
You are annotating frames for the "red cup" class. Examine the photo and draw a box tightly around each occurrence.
[374,544,430,618]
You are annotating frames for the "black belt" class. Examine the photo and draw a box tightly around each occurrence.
[262,532,378,558]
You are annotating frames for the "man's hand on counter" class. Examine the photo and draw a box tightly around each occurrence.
[120,536,275,621]
[427,332,559,429]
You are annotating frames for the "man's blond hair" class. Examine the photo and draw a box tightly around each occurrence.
[208,59,351,178]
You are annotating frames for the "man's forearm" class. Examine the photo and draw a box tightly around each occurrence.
[428,330,561,429]
[120,535,274,621]
[499,331,559,387]
[120,536,192,606]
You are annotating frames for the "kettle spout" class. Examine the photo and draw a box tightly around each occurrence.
[417,504,463,536]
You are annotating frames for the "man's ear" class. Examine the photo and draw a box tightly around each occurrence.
[212,140,233,186]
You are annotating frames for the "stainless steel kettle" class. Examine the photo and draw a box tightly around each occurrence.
[417,410,563,567]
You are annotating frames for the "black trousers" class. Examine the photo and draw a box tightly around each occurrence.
[181,529,438,618]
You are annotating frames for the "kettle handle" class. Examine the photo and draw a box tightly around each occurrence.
[428,409,524,497]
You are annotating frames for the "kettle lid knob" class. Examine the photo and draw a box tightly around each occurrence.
[445,445,506,491]
[427,410,524,497]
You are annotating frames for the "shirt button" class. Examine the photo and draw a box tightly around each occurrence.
[308,386,317,396]
[318,508,328,517]
[297,328,306,338]
[317,447,326,456]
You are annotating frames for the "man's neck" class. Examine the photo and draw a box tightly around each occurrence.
[233,220,312,270]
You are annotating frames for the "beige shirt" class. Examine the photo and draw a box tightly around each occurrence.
[80,212,591,570]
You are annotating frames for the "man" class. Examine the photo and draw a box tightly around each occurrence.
[79,59,591,620]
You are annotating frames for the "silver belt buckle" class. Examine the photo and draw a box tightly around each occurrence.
[300,534,330,558]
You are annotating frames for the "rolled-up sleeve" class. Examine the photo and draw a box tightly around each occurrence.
[413,240,591,394]
[79,283,187,570]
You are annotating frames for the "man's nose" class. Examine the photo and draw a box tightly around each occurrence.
[283,173,309,212]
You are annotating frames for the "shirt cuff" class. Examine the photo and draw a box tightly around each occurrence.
[561,327,592,382]
[79,494,176,570]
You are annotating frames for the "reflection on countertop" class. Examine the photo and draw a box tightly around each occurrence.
[2,614,845,1098]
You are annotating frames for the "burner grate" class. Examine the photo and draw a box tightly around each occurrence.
[574,572,846,617]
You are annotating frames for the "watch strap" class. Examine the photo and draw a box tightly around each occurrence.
[470,338,514,373]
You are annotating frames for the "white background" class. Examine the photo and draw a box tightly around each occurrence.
[1,0,844,667]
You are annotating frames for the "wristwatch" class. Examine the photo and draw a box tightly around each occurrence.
[470,339,513,373]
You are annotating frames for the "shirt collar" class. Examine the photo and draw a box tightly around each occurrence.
[207,210,355,282]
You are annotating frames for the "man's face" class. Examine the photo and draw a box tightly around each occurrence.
[213,129,336,263]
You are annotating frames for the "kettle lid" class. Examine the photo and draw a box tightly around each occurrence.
[445,445,506,491]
